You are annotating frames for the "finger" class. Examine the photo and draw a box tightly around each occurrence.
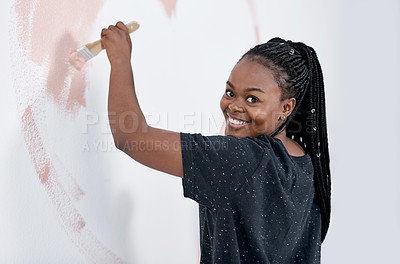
[108,25,116,31]
[101,28,108,38]
[116,21,128,32]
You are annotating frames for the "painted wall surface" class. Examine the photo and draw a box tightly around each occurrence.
[1,0,399,263]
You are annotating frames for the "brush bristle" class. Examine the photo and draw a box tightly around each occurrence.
[69,51,87,71]
[78,46,95,61]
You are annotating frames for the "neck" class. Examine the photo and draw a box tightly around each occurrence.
[273,128,307,156]
[273,128,287,143]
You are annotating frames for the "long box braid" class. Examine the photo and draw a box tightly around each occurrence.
[240,38,331,242]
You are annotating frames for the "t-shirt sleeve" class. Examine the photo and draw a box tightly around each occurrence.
[180,132,266,209]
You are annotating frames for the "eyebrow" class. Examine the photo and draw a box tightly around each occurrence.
[226,81,265,93]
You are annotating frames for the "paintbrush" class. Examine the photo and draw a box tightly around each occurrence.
[69,21,140,70]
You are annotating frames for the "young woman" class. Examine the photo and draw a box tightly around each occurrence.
[101,22,331,263]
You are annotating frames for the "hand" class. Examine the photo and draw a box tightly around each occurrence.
[101,21,132,65]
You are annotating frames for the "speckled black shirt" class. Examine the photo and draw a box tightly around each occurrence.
[180,133,322,264]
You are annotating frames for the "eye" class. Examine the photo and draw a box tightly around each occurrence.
[225,89,234,97]
[246,96,258,103]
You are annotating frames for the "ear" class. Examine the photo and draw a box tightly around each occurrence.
[280,97,296,119]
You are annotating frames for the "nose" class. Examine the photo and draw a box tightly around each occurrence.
[228,101,244,113]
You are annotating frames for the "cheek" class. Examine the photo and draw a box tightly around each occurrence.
[250,108,280,132]
[252,111,271,126]
[220,96,227,112]
[251,108,274,124]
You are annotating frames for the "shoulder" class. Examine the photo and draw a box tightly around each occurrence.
[180,132,310,163]
[283,138,307,157]
[180,132,269,152]
[255,134,312,165]
[179,133,270,172]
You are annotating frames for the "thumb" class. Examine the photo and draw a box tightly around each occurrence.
[100,28,109,49]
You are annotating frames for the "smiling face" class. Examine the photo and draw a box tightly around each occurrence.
[220,58,295,138]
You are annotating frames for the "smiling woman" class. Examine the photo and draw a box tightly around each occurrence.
[221,60,296,140]
[102,21,331,264]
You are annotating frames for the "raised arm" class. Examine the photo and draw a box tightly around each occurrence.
[101,21,183,178]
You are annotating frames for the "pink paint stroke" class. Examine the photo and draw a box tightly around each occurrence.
[160,0,178,19]
[21,105,125,264]
[246,0,261,44]
[17,0,104,115]
[14,0,35,46]
[13,0,127,262]
[52,154,86,201]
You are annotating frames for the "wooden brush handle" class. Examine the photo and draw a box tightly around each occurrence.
[126,21,140,33]
[86,21,140,56]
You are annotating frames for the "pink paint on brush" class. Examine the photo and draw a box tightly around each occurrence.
[160,0,178,19]
[69,51,87,71]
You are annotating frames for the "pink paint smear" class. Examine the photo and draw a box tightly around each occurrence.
[15,0,103,115]
[160,0,178,19]
[21,106,124,263]
[159,0,260,43]
[246,0,261,44]
[12,0,126,262]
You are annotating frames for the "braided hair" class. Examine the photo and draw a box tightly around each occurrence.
[240,37,331,242]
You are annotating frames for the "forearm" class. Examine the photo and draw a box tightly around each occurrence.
[108,59,147,146]
[102,22,183,177]
[107,60,182,176]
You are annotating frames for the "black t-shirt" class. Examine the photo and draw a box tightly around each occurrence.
[180,132,322,264]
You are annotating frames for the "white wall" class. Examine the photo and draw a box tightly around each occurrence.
[1,0,399,263]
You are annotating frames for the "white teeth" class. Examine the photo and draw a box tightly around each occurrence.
[228,117,247,125]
